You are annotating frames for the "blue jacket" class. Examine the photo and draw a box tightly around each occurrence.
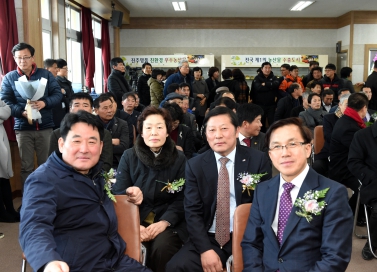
[19,152,132,271]
[0,68,62,130]
[163,71,193,98]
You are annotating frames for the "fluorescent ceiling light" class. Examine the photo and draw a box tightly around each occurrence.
[290,1,315,11]
[172,2,186,11]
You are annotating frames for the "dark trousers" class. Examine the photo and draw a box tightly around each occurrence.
[166,234,232,272]
[312,159,329,177]
[369,200,377,248]
[0,178,17,217]
[143,228,182,272]
[260,105,276,133]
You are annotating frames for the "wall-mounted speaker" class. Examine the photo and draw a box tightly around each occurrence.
[336,41,342,53]
[111,10,123,27]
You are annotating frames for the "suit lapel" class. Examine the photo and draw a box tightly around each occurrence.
[234,146,249,204]
[265,176,281,251]
[202,150,218,218]
[280,168,320,247]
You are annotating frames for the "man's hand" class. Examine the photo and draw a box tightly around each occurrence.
[112,138,120,145]
[146,221,169,240]
[140,225,152,242]
[200,250,223,272]
[22,111,28,118]
[44,261,69,272]
[200,97,207,106]
[355,82,365,86]
[126,186,143,205]
[262,83,265,86]
[176,145,183,152]
[31,101,46,111]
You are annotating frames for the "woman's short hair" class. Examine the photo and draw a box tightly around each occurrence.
[208,66,219,78]
[137,106,173,134]
[308,93,322,104]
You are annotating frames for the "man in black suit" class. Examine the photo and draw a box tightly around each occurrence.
[166,107,271,272]
[107,57,131,109]
[366,60,377,110]
[329,93,369,215]
[321,89,335,112]
[236,103,267,152]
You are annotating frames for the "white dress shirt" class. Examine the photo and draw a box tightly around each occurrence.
[208,147,237,233]
[322,102,331,112]
[271,164,310,235]
[238,132,253,147]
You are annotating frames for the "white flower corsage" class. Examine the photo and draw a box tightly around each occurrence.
[294,188,329,222]
[157,178,185,193]
[102,168,117,202]
[238,172,267,196]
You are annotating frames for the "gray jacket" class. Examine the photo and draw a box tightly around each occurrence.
[0,99,13,179]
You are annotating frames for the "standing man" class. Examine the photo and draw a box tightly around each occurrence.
[137,62,152,106]
[166,107,271,271]
[242,117,353,271]
[0,43,62,191]
[43,59,58,78]
[163,60,193,98]
[348,120,377,260]
[252,62,280,132]
[236,103,266,152]
[20,110,149,272]
[320,64,344,104]
[366,60,377,110]
[49,92,113,172]
[107,57,131,109]
[94,94,129,168]
[302,60,319,87]
[53,58,74,129]
[329,93,369,216]
[205,66,220,106]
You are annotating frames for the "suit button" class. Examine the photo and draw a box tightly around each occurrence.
[278,258,283,263]
[100,200,103,205]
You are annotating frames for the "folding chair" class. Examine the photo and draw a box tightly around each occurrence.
[226,203,252,272]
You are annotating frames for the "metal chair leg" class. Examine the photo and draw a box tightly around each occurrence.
[353,189,367,239]
[22,258,27,272]
[226,255,233,272]
[364,204,377,259]
[141,244,147,266]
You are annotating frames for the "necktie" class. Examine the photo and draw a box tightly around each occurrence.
[215,157,230,248]
[242,137,251,147]
[277,182,295,245]
[363,117,367,122]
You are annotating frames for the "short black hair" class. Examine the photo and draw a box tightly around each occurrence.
[122,92,136,101]
[221,69,233,80]
[287,83,301,94]
[347,93,369,111]
[214,97,237,111]
[308,81,322,89]
[60,110,104,141]
[192,67,202,75]
[162,102,183,124]
[56,58,67,69]
[289,65,298,72]
[93,93,112,109]
[142,62,152,69]
[179,82,190,90]
[110,57,124,68]
[203,106,238,133]
[237,103,264,124]
[12,43,35,56]
[374,60,377,69]
[265,117,312,148]
[151,69,163,79]
[337,88,350,96]
[167,83,180,95]
[308,93,321,104]
[322,89,334,97]
[69,92,93,108]
[208,66,219,78]
[311,66,322,74]
[281,64,290,70]
[261,62,272,68]
[43,59,56,69]
[325,63,336,71]
[340,67,352,78]
[309,61,319,67]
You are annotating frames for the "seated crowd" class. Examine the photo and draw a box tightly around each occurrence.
[1,42,377,272]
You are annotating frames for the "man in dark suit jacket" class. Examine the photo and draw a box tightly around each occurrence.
[107,57,131,109]
[329,93,369,215]
[236,102,267,152]
[366,60,377,110]
[166,107,271,272]
[274,83,303,122]
[242,117,353,272]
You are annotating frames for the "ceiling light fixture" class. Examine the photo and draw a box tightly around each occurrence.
[290,1,315,11]
[172,2,186,11]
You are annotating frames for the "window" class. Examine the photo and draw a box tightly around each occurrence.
[93,19,103,93]
[66,4,83,91]
[41,0,52,60]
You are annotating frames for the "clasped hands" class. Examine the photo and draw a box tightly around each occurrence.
[140,221,169,242]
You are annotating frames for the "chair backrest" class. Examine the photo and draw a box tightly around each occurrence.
[232,203,252,272]
[313,125,324,155]
[113,195,141,262]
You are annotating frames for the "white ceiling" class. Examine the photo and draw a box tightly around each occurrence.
[118,0,377,18]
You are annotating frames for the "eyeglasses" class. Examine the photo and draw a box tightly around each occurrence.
[269,142,308,152]
[14,56,32,61]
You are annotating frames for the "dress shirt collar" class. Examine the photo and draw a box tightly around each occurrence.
[214,146,236,164]
[279,164,309,189]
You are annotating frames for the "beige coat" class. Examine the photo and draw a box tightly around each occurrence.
[0,99,13,179]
